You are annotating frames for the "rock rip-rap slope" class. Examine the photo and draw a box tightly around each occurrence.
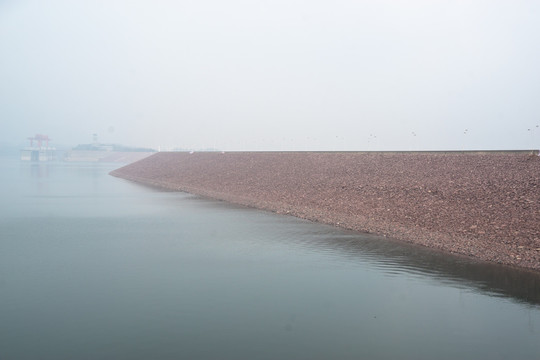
[111,151,540,271]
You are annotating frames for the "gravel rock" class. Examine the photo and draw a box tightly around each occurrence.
[111,151,540,271]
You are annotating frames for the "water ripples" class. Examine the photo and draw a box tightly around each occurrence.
[215,208,540,306]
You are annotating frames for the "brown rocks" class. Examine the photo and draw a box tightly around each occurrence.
[110,151,540,271]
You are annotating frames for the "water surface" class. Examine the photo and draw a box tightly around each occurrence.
[1,158,539,360]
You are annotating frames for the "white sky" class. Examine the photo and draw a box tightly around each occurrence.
[1,0,539,151]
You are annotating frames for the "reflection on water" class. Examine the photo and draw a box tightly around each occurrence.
[29,162,49,178]
[1,158,539,360]
[285,228,540,306]
[183,193,540,307]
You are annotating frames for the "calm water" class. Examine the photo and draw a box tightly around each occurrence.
[1,157,539,360]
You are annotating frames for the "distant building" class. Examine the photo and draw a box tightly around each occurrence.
[64,136,156,162]
[20,134,56,161]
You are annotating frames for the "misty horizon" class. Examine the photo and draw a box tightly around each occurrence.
[1,0,539,151]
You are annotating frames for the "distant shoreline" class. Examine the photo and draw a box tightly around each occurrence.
[111,151,540,271]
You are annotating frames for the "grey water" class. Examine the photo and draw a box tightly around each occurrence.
[0,157,539,360]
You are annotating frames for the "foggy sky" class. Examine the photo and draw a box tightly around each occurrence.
[1,0,539,151]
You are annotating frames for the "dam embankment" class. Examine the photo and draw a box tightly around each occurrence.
[110,151,540,271]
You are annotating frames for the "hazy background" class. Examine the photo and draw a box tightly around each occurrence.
[1,0,539,151]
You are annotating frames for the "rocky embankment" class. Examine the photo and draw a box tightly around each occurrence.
[110,151,540,271]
